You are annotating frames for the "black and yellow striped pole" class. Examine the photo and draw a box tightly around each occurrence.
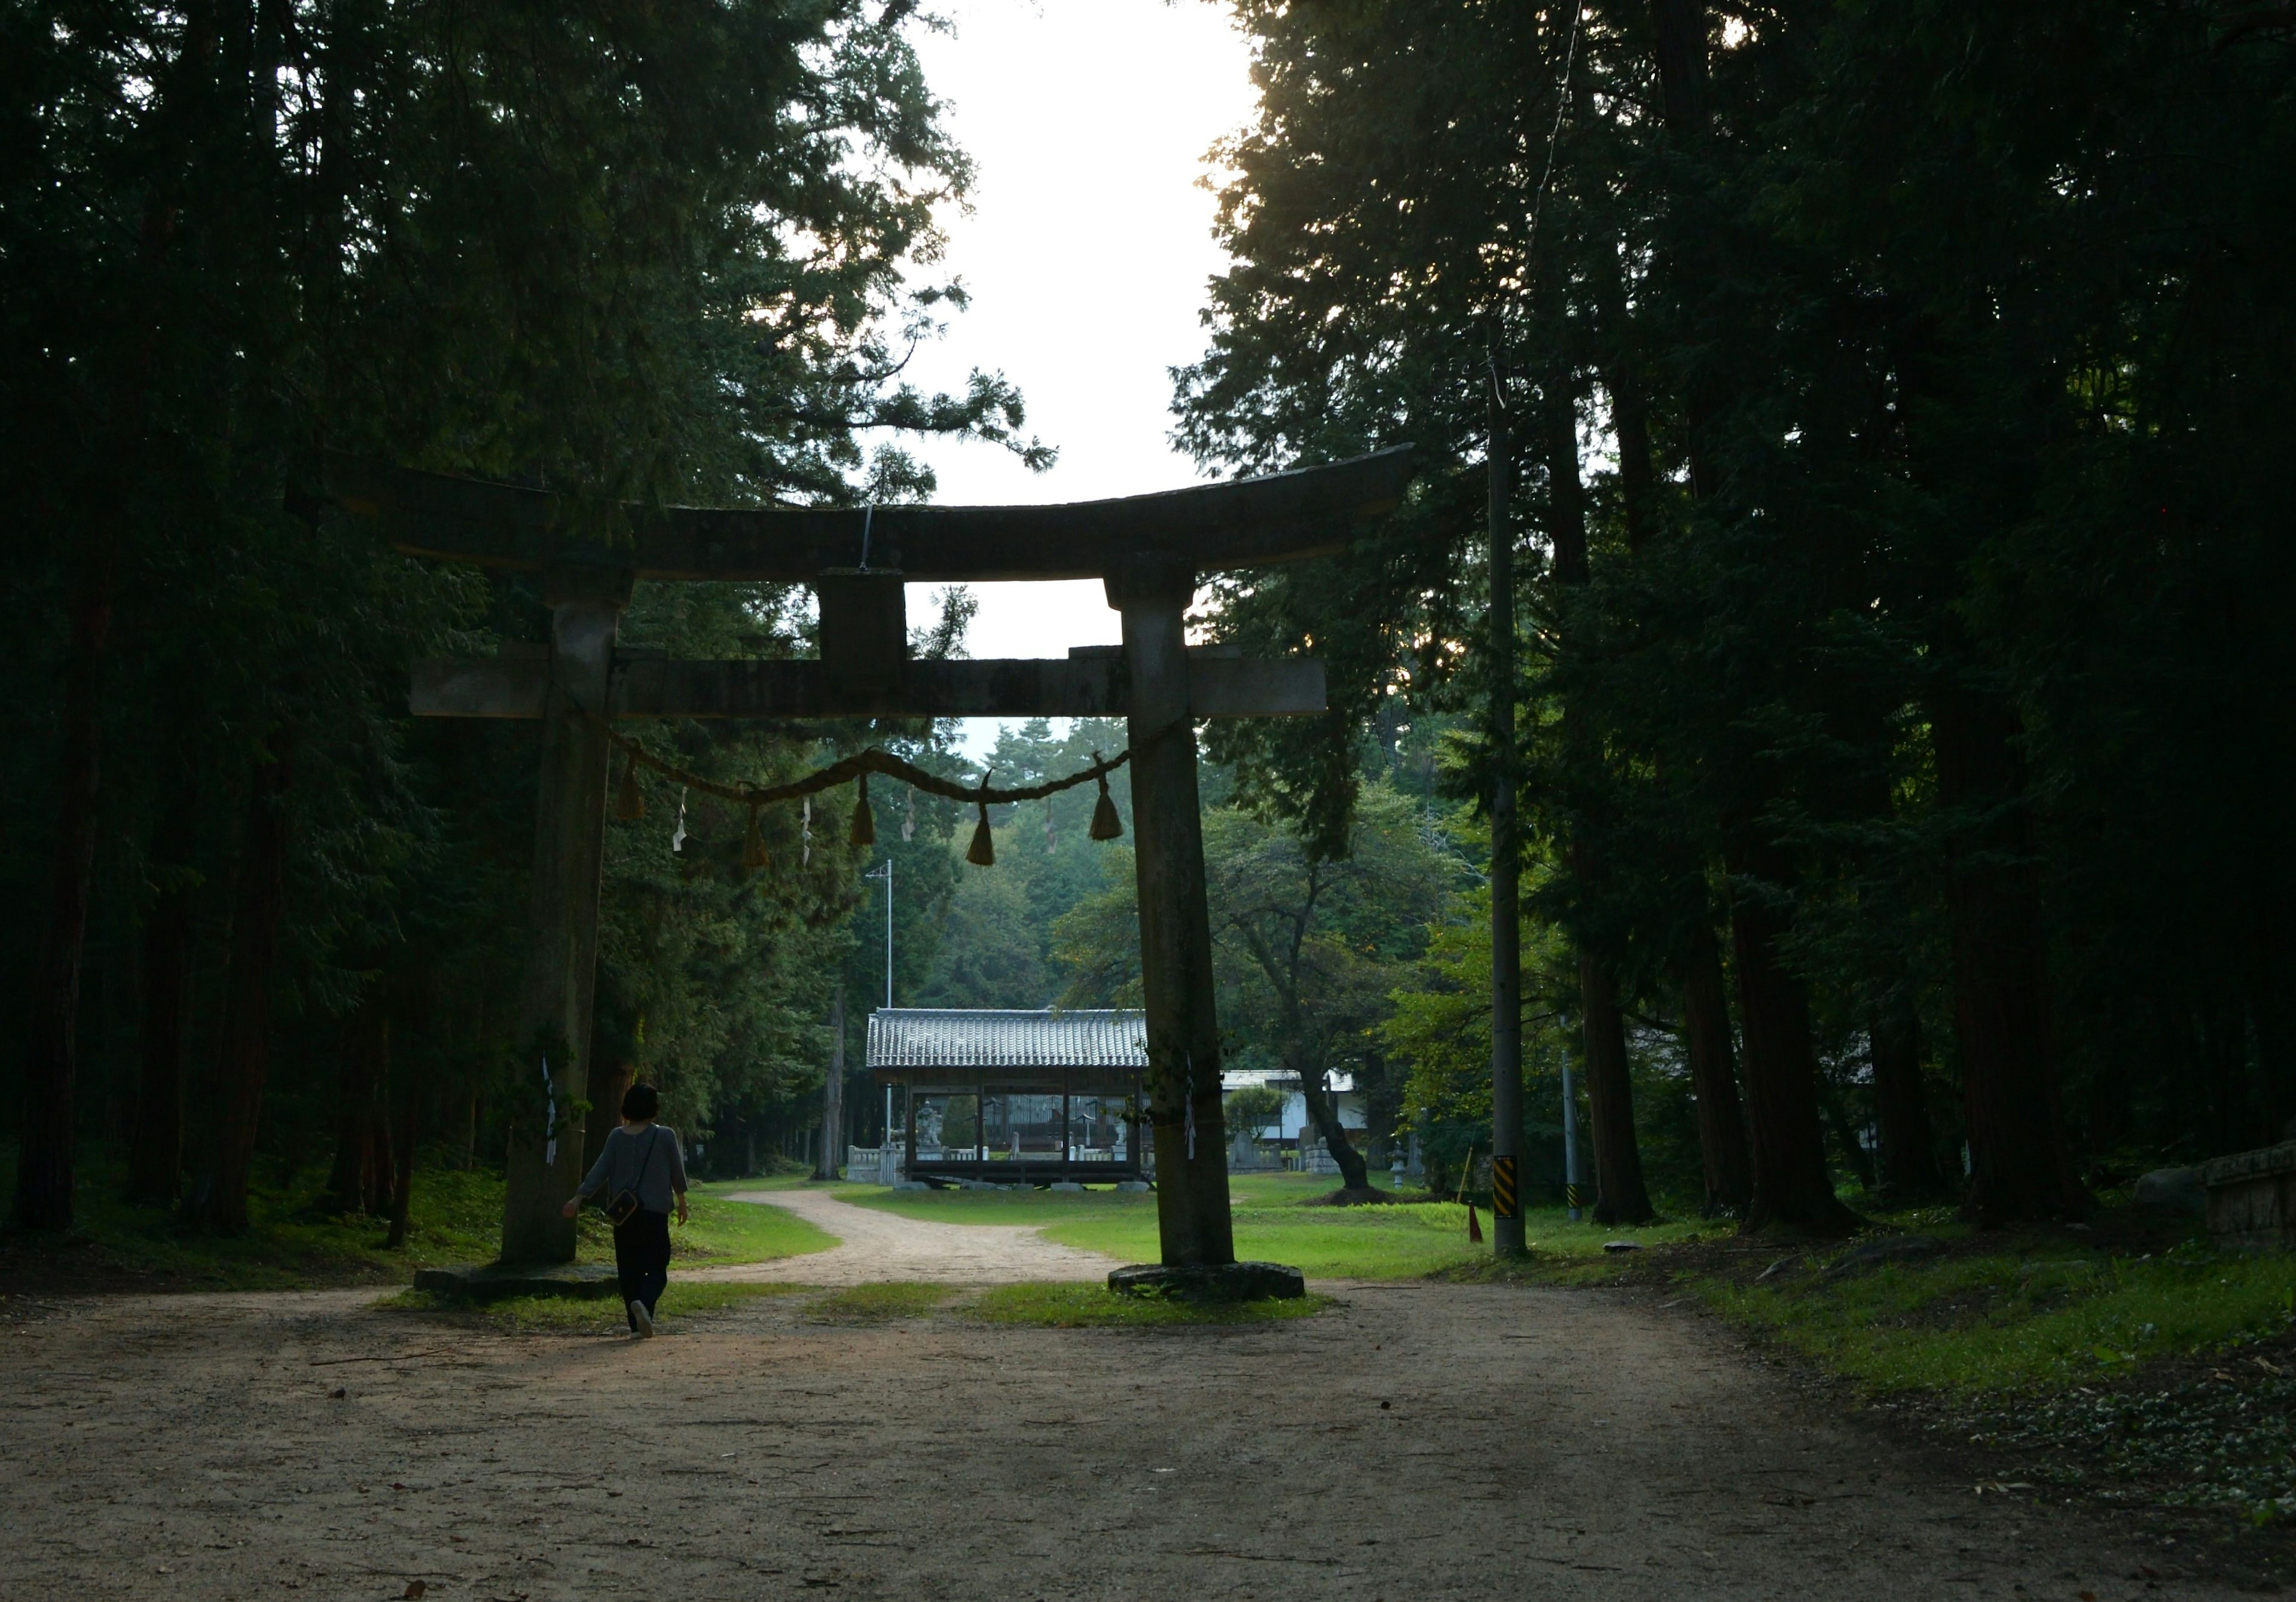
[1561,1054,1584,1222]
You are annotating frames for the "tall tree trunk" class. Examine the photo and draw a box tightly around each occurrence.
[129,805,197,1207]
[1816,1073,1876,1191]
[2247,899,2295,1143]
[1592,239,1660,556]
[1293,1049,1373,1194]
[1543,361,1656,1232]
[1727,843,1862,1235]
[386,1023,417,1250]
[1580,955,1654,1223]
[1869,993,1945,1202]
[1677,921,1752,1215]
[369,1040,398,1218]
[584,986,634,1173]
[1647,0,1709,135]
[201,746,291,1232]
[1928,682,2087,1223]
[19,0,221,1227]
[326,1003,393,1214]
[14,576,113,1230]
[325,1012,374,1214]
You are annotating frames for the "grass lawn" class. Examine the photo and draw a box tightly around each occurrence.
[0,1148,831,1292]
[677,1184,838,1266]
[829,1169,1715,1279]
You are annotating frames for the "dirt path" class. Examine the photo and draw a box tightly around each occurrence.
[4,1278,2248,1601]
[678,1186,1123,1286]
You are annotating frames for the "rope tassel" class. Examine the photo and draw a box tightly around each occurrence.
[966,773,996,866]
[850,773,875,848]
[613,750,645,822]
[1089,753,1123,841]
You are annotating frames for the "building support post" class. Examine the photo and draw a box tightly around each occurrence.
[1109,554,1236,1267]
[501,562,629,1264]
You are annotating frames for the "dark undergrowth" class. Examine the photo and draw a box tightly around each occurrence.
[0,1146,829,1294]
[1491,1197,2296,1580]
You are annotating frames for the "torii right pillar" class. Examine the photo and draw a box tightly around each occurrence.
[1108,554,1236,1267]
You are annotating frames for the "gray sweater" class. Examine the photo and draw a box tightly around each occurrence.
[577,1124,688,1216]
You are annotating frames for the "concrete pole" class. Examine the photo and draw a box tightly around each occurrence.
[500,563,628,1265]
[1107,554,1236,1267]
[819,984,845,1180]
[1489,389,1527,1256]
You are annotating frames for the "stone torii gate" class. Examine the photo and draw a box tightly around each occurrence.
[329,446,1411,1273]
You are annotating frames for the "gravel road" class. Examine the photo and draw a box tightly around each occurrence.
[2,1259,2237,1601]
[678,1186,1122,1286]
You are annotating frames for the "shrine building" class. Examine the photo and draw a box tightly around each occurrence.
[868,1008,1147,1187]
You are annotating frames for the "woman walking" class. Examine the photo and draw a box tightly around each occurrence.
[563,1082,689,1336]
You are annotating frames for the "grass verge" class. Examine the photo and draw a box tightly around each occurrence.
[383,1281,801,1334]
[806,1282,953,1322]
[970,1281,1333,1328]
[1696,1234,2296,1394]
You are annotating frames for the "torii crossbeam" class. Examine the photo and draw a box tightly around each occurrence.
[332,446,1413,1270]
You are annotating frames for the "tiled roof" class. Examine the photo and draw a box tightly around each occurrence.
[866,1008,1147,1070]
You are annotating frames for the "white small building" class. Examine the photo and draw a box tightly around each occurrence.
[1220,1067,1366,1146]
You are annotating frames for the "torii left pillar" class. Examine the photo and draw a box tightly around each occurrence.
[501,561,630,1264]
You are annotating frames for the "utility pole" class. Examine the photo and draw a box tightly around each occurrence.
[1488,364,1526,1257]
[864,858,895,1180]
[818,984,845,1180]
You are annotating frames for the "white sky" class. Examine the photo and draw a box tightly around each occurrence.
[890,0,1257,753]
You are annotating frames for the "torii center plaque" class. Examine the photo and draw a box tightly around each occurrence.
[329,446,1413,1269]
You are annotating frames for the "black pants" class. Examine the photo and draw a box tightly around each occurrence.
[613,1209,671,1326]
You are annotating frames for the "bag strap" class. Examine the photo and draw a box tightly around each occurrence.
[626,1125,660,1194]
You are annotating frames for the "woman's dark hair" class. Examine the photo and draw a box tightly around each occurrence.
[622,1082,661,1122]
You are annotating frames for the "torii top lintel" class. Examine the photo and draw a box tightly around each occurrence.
[327,446,1414,584]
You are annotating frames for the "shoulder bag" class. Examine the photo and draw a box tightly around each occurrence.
[602,1127,661,1227]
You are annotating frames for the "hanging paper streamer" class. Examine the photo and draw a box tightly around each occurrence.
[966,771,996,866]
[541,1056,558,1167]
[613,750,645,822]
[670,786,688,854]
[1044,797,1057,856]
[1089,750,1124,840]
[802,796,813,866]
[850,772,875,847]
[902,785,916,842]
[1183,1051,1197,1162]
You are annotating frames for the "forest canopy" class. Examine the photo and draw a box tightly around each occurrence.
[7,0,2293,1242]
[0,0,1043,1229]
[1174,0,2296,1228]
